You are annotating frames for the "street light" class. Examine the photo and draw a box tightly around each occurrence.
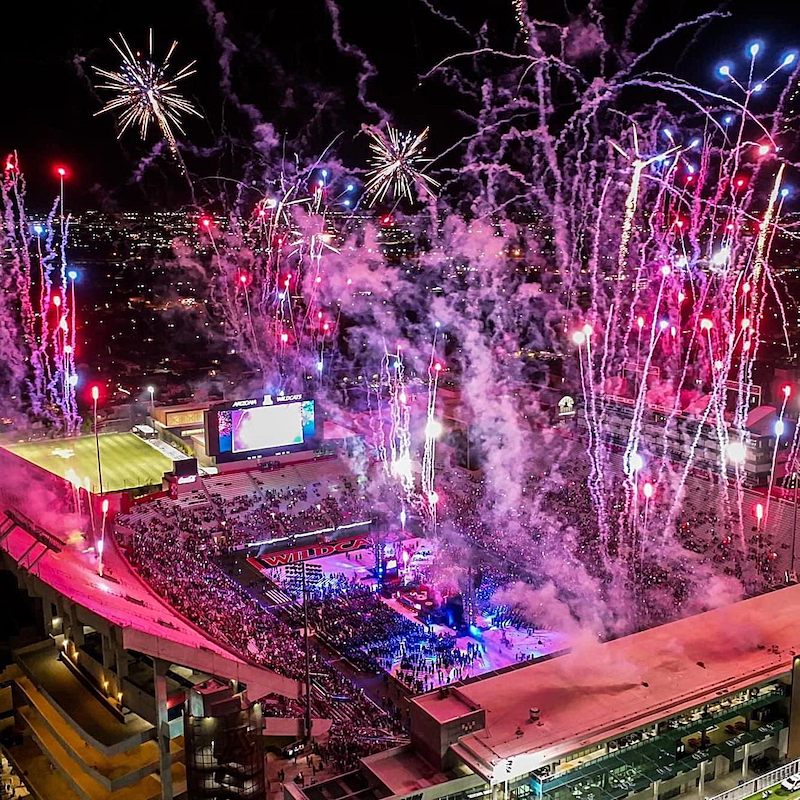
[789,466,800,577]
[92,386,104,495]
[429,491,439,538]
[147,385,155,411]
[302,558,312,743]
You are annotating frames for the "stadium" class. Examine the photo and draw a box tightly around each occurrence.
[0,389,568,796]
[0,383,798,800]
[4,1,800,798]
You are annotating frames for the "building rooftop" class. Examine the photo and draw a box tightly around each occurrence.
[362,745,468,797]
[414,583,800,781]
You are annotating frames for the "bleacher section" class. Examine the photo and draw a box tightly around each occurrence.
[201,471,259,503]
[172,489,209,511]
[141,460,373,551]
[681,474,800,575]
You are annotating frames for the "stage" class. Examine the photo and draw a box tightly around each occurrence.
[269,538,570,690]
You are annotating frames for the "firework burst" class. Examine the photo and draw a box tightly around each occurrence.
[363,124,439,205]
[93,31,201,153]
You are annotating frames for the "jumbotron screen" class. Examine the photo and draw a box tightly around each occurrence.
[205,396,317,460]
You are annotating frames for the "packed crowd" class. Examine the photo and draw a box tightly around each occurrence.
[120,503,309,679]
[209,475,368,552]
[431,454,785,635]
[316,723,398,772]
[291,574,489,693]
[674,498,782,580]
[115,474,402,772]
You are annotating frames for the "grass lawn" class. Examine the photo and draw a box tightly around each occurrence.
[5,432,174,493]
[744,783,800,800]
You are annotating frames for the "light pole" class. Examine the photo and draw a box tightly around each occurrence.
[636,316,644,366]
[792,468,799,576]
[642,482,654,551]
[630,452,644,555]
[147,385,155,411]
[92,386,104,495]
[754,502,766,571]
[98,499,109,577]
[429,491,439,538]
[302,559,312,743]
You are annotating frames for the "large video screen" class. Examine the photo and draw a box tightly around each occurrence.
[212,399,316,457]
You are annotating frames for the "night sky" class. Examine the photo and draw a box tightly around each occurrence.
[3,0,799,209]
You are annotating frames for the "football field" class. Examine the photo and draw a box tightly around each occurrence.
[4,432,174,493]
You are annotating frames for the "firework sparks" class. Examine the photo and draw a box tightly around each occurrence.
[511,0,529,42]
[363,124,439,205]
[93,30,201,154]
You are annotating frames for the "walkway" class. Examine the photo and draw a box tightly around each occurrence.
[18,646,152,751]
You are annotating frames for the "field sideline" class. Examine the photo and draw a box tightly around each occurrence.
[4,432,174,493]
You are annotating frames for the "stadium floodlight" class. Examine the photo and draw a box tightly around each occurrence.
[725,440,747,464]
[425,419,443,439]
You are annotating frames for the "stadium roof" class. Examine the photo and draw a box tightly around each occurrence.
[414,584,800,782]
[0,512,299,700]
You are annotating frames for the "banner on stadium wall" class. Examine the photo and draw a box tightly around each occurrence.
[248,535,374,571]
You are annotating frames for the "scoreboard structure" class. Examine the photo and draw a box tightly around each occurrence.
[204,394,320,462]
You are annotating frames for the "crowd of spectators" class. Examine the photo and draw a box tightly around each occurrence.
[115,472,401,772]
[207,475,367,552]
[300,577,484,693]
[121,503,309,678]
[433,461,783,632]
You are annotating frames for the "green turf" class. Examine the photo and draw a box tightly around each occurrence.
[4,432,174,493]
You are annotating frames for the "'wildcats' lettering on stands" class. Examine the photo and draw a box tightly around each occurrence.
[248,536,374,570]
